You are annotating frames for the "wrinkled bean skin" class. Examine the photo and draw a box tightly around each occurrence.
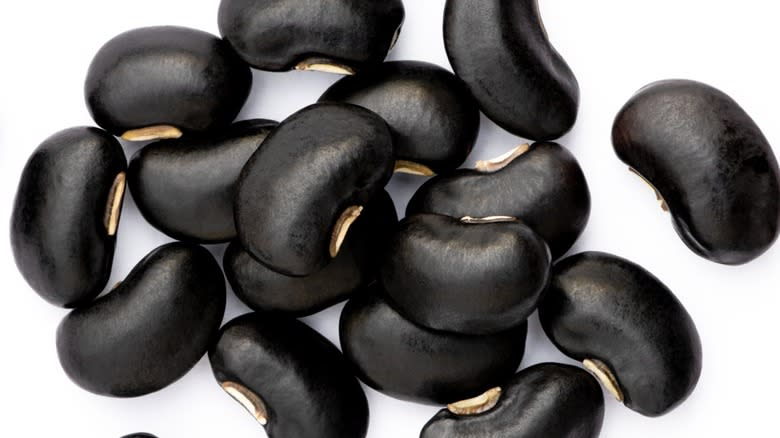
[340,288,527,405]
[421,364,604,438]
[210,313,368,438]
[380,214,550,335]
[224,191,397,316]
[129,119,278,243]
[85,26,252,138]
[218,0,404,73]
[319,61,479,174]
[56,243,226,397]
[407,142,590,259]
[444,0,579,140]
[11,127,127,308]
[539,252,702,417]
[612,80,780,265]
[235,103,395,276]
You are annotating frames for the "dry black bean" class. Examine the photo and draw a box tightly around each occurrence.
[319,60,480,175]
[128,119,278,243]
[85,26,252,141]
[218,0,404,74]
[612,79,780,265]
[380,214,550,335]
[11,127,127,308]
[224,191,397,317]
[339,287,527,405]
[538,251,702,417]
[444,0,579,140]
[56,243,225,397]
[421,363,604,438]
[210,312,368,438]
[235,102,395,276]
[406,142,590,259]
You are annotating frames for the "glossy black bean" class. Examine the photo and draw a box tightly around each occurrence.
[85,26,252,141]
[210,313,368,438]
[406,142,590,259]
[319,61,479,175]
[380,214,549,335]
[538,252,702,417]
[235,102,395,276]
[128,119,277,243]
[225,191,397,316]
[339,288,527,405]
[444,0,579,140]
[121,434,157,438]
[56,243,226,397]
[612,80,780,265]
[421,363,604,438]
[218,0,404,74]
[11,127,127,308]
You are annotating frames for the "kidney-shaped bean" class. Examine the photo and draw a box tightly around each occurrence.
[85,26,252,141]
[339,288,527,405]
[444,0,579,140]
[612,79,780,265]
[235,102,395,276]
[407,142,590,259]
[129,119,278,243]
[11,127,127,308]
[380,214,550,335]
[421,363,604,438]
[210,312,368,438]
[218,0,404,74]
[539,251,703,417]
[56,243,226,397]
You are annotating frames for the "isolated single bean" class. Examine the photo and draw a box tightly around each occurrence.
[225,191,396,316]
[235,103,395,276]
[218,0,404,74]
[210,313,368,438]
[85,26,252,141]
[129,119,277,243]
[11,127,126,308]
[444,0,579,140]
[57,243,226,397]
[319,60,479,175]
[612,79,780,265]
[407,142,590,259]
[121,434,157,438]
[538,251,702,417]
[339,288,527,405]
[421,363,604,438]
[380,214,550,335]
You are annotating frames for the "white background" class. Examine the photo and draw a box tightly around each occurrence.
[1,1,779,437]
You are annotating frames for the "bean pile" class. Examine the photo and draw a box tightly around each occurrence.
[9,0,780,437]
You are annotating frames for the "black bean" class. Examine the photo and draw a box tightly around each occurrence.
[56,243,226,397]
[406,142,590,259]
[421,363,604,438]
[339,287,527,405]
[380,214,549,335]
[128,119,278,243]
[444,0,579,140]
[218,0,404,74]
[538,251,703,417]
[235,102,395,276]
[612,79,780,265]
[209,313,368,438]
[85,26,252,141]
[319,60,480,175]
[225,191,397,316]
[121,434,157,438]
[11,127,127,308]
